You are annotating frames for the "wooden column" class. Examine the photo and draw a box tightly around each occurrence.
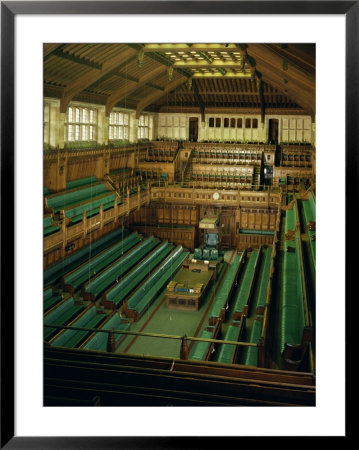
[82,210,87,237]
[180,335,189,360]
[107,329,116,353]
[99,203,104,230]
[257,336,265,368]
[61,218,67,258]
[127,187,130,215]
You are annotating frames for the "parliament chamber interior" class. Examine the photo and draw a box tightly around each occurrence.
[43,43,316,406]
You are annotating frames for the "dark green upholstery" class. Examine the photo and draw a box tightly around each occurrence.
[67,141,98,150]
[51,306,106,348]
[232,250,259,315]
[105,241,174,308]
[202,248,210,260]
[64,193,116,219]
[209,252,243,320]
[44,216,53,228]
[302,194,316,267]
[194,248,202,260]
[243,319,262,366]
[44,297,84,341]
[109,167,130,175]
[255,248,272,312]
[44,227,128,287]
[46,183,107,213]
[217,324,241,364]
[66,176,97,190]
[127,246,188,315]
[239,229,274,235]
[190,329,213,361]
[43,216,61,236]
[285,204,297,233]
[83,315,130,351]
[63,232,140,292]
[281,232,305,352]
[43,288,62,312]
[84,236,158,299]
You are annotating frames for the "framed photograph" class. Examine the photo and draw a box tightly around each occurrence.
[1,1,352,448]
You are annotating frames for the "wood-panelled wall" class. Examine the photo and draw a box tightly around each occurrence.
[131,204,199,227]
[132,225,196,252]
[44,145,143,192]
[43,220,124,270]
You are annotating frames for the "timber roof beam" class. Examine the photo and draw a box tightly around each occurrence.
[59,47,137,113]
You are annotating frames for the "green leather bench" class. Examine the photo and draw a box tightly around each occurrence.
[44,216,61,236]
[104,241,174,308]
[127,247,188,316]
[84,236,158,300]
[66,176,97,190]
[255,248,272,313]
[44,297,85,341]
[280,234,305,352]
[50,305,106,348]
[134,251,188,317]
[243,319,262,366]
[46,183,107,213]
[217,323,241,364]
[232,250,260,316]
[44,227,128,287]
[302,194,316,267]
[63,232,140,292]
[82,314,130,351]
[209,252,243,321]
[69,197,123,225]
[285,204,297,233]
[43,287,63,312]
[63,192,117,220]
[190,329,213,361]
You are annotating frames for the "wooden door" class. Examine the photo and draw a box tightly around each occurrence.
[221,211,235,248]
[189,117,198,142]
[268,119,279,144]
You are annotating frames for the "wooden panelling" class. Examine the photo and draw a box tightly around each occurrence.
[237,233,274,250]
[132,225,196,252]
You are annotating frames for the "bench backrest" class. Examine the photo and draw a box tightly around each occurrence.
[47,183,107,210]
[51,305,97,346]
[44,297,74,324]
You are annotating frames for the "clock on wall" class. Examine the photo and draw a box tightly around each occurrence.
[212,192,220,200]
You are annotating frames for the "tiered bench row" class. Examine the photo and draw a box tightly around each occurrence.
[232,249,261,320]
[302,192,316,267]
[280,203,305,353]
[45,182,108,214]
[123,246,189,321]
[82,312,130,352]
[83,236,159,301]
[44,296,85,341]
[242,318,263,366]
[44,215,60,236]
[44,227,127,287]
[208,252,244,324]
[216,320,244,364]
[50,305,107,348]
[44,287,63,312]
[62,232,142,293]
[102,240,174,310]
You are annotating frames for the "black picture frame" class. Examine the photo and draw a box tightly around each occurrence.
[1,1,352,448]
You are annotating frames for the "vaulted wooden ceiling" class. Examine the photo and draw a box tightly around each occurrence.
[44,43,315,118]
